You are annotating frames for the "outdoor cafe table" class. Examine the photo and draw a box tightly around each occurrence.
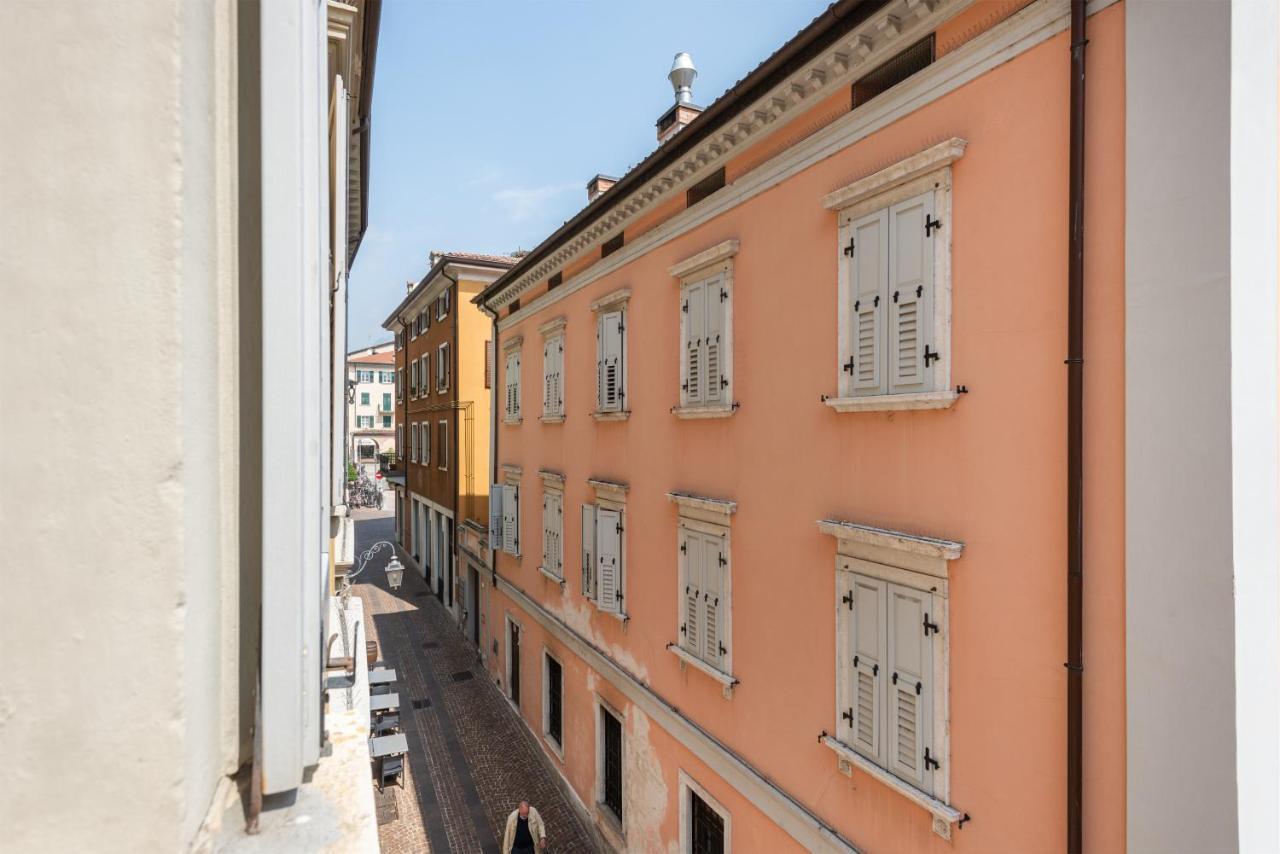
[368,668,397,687]
[369,693,399,714]
[369,733,408,759]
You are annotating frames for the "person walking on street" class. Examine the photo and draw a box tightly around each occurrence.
[502,800,547,854]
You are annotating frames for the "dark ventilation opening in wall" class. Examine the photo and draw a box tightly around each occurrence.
[601,233,624,258]
[547,272,563,291]
[508,299,520,315]
[686,167,726,208]
[851,34,936,110]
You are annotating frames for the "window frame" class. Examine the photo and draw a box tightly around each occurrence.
[539,471,566,583]
[666,492,737,696]
[505,612,523,708]
[437,342,450,392]
[590,288,630,420]
[542,648,565,759]
[818,517,964,838]
[539,316,567,422]
[437,419,448,471]
[679,770,732,854]
[503,336,523,424]
[420,422,429,466]
[409,421,417,462]
[583,479,628,621]
[822,138,966,413]
[595,697,626,835]
[670,241,738,418]
[419,355,429,398]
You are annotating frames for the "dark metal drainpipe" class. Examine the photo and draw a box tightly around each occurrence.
[1066,1,1086,851]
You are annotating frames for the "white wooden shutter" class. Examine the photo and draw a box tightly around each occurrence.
[596,508,621,613]
[488,484,504,548]
[680,528,701,656]
[543,339,553,415]
[887,582,933,790]
[552,494,562,574]
[704,275,726,404]
[545,494,555,573]
[554,336,564,415]
[580,504,596,598]
[849,209,889,396]
[682,282,705,405]
[848,574,887,762]
[485,340,495,388]
[505,352,519,419]
[513,351,521,418]
[501,484,519,555]
[888,192,936,394]
[598,311,624,411]
[702,533,725,668]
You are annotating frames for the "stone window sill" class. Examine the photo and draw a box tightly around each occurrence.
[538,566,565,586]
[503,415,523,425]
[671,403,736,420]
[540,413,565,424]
[667,643,737,699]
[591,410,630,422]
[820,735,963,838]
[823,390,959,413]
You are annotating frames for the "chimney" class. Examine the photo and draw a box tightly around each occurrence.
[657,52,703,145]
[587,174,619,203]
[428,250,444,269]
[405,279,414,293]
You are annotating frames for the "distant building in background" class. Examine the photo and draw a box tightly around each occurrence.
[382,252,516,646]
[347,341,396,472]
[3,1,384,851]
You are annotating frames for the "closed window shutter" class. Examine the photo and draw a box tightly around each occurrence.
[888,192,936,394]
[542,494,552,571]
[596,508,621,613]
[702,534,725,667]
[502,484,519,555]
[543,340,553,414]
[513,352,521,417]
[505,353,519,419]
[705,275,725,404]
[887,582,933,790]
[488,484,504,547]
[485,340,494,389]
[553,494,562,573]
[850,209,889,396]
[680,529,701,656]
[847,574,887,762]
[580,504,596,598]
[683,282,705,405]
[599,311,624,411]
[555,338,564,415]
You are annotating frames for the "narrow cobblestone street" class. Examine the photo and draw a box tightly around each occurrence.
[351,510,598,854]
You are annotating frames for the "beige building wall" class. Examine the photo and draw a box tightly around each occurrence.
[0,1,248,849]
[458,276,494,526]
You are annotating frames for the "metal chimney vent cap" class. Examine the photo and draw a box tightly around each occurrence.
[668,52,697,104]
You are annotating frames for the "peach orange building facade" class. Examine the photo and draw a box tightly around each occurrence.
[474,1,1278,852]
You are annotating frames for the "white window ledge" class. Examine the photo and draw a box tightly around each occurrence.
[540,414,565,424]
[667,643,737,698]
[823,391,959,413]
[538,566,565,586]
[592,410,630,422]
[504,415,523,425]
[821,735,963,835]
[671,403,737,420]
[817,519,963,561]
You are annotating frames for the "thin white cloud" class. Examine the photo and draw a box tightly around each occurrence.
[492,182,579,223]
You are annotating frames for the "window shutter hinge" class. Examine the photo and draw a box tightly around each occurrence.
[923,612,939,635]
[680,541,687,553]
[924,346,941,367]
[617,322,625,332]
[925,214,942,236]
[893,290,899,303]
[680,623,686,635]
[682,301,688,313]
[718,553,726,567]
[720,288,728,302]
[842,357,855,375]
[720,376,728,389]
[718,642,726,656]
[924,747,940,770]
[916,285,923,298]
[874,294,881,307]
[843,238,855,257]
[842,707,854,725]
[842,591,853,609]
[616,521,623,534]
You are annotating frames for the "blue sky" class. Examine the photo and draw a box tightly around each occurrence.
[348,0,829,348]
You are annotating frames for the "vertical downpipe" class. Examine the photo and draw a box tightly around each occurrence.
[1066,1,1087,852]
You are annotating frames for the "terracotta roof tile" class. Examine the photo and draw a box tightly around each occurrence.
[349,351,395,365]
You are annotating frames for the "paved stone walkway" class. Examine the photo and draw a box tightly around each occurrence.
[351,511,599,854]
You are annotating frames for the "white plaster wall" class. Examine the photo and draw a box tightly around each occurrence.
[1125,3,1238,850]
[0,1,241,850]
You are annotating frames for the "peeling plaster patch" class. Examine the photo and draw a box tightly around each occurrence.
[623,707,669,848]
[551,597,650,682]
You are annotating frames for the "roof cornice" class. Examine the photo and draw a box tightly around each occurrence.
[478,0,971,311]
[382,254,515,330]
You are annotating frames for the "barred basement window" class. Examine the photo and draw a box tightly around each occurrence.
[851,34,935,109]
[544,652,563,750]
[686,167,725,208]
[600,705,624,822]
